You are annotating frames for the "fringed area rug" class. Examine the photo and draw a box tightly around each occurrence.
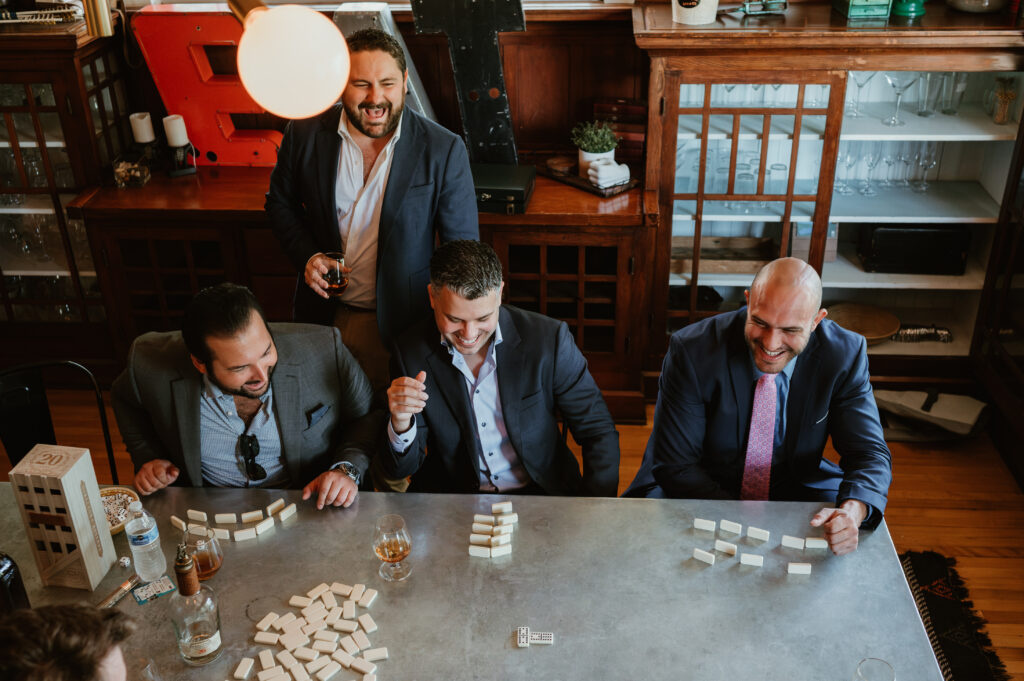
[899,550,1011,681]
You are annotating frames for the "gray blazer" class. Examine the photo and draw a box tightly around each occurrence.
[112,323,376,488]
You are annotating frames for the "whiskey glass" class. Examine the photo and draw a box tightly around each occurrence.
[372,514,412,582]
[322,251,348,299]
[185,527,223,581]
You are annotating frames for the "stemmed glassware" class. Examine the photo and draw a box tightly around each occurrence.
[372,514,412,582]
[882,72,920,127]
[880,145,897,189]
[914,142,939,193]
[847,72,877,118]
[860,142,881,196]
[897,142,916,187]
[835,143,855,195]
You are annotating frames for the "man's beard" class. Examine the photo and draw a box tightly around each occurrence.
[345,97,404,139]
[212,364,275,399]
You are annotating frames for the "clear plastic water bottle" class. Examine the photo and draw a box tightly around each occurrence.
[125,501,167,583]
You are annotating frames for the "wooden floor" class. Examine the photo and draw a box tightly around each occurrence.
[2,392,1023,679]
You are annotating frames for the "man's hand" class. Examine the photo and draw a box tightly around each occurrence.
[134,459,179,495]
[303,253,350,299]
[302,470,358,510]
[810,500,867,556]
[387,371,428,434]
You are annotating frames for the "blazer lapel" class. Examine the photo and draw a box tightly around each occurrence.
[424,336,480,481]
[783,331,821,455]
[171,375,203,487]
[377,111,417,260]
[272,364,304,485]
[316,109,343,251]
[727,325,755,452]
[495,308,525,459]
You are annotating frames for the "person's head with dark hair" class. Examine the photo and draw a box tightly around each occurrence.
[182,283,277,399]
[0,605,135,681]
[427,240,504,359]
[341,28,408,141]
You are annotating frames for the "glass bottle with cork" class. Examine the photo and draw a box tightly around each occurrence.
[168,541,222,665]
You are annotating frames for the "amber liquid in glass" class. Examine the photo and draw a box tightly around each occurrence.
[323,277,349,298]
[374,538,411,563]
[193,551,222,581]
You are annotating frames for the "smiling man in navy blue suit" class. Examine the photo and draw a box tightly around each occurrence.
[625,258,892,555]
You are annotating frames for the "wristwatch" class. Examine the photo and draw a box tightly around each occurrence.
[334,461,361,485]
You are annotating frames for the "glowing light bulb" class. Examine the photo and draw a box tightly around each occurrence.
[236,5,349,119]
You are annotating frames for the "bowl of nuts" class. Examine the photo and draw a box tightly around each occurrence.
[101,486,140,535]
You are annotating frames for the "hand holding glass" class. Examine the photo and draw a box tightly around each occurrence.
[322,252,348,299]
[373,514,412,581]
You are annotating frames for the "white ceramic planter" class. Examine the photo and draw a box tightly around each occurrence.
[578,149,615,178]
[672,0,720,25]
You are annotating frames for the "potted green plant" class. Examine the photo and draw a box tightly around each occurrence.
[571,120,618,178]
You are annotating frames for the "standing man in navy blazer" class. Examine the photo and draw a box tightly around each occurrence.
[383,240,620,496]
[266,28,478,395]
[625,258,892,555]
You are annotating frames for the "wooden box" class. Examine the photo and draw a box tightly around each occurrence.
[9,445,116,590]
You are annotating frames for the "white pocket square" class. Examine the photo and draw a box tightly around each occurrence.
[815,411,829,425]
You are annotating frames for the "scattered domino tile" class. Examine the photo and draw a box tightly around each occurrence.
[290,595,312,608]
[357,613,377,633]
[254,631,280,645]
[272,612,296,631]
[788,562,812,575]
[301,602,327,619]
[187,522,205,532]
[496,513,518,525]
[276,650,298,670]
[257,612,279,632]
[257,667,283,681]
[305,656,330,673]
[492,524,514,536]
[529,632,554,645]
[739,553,764,567]
[333,619,358,633]
[781,535,805,550]
[747,526,770,542]
[259,650,276,670]
[330,582,352,596]
[338,636,359,656]
[235,527,257,541]
[473,514,497,525]
[351,630,371,651]
[215,512,237,524]
[363,647,388,662]
[212,527,231,541]
[241,510,264,524]
[267,498,286,516]
[312,640,337,653]
[292,647,318,662]
[255,517,275,535]
[187,509,208,522]
[517,626,530,648]
[283,617,306,635]
[693,547,716,565]
[307,583,330,600]
[491,543,512,558]
[331,650,355,668]
[714,539,737,555]
[490,533,511,547]
[278,631,309,652]
[469,533,491,546]
[693,518,716,532]
[363,675,376,681]
[469,544,491,558]
[805,537,828,550]
[342,600,356,620]
[170,515,186,532]
[234,657,255,679]
[279,503,297,521]
[302,622,326,636]
[357,588,377,609]
[315,661,341,681]
[325,608,341,625]
[719,519,742,535]
[471,522,495,534]
[290,666,311,681]
[349,584,366,602]
[350,658,376,675]
[315,629,339,643]
[322,591,337,610]
[492,501,513,514]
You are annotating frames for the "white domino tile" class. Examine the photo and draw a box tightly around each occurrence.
[312,640,337,653]
[351,630,371,651]
[292,647,318,662]
[693,518,716,532]
[490,533,511,547]
[254,631,280,645]
[363,647,388,662]
[241,510,264,524]
[719,519,742,535]
[342,600,355,620]
[349,584,366,602]
[235,657,255,679]
[496,513,518,525]
[333,619,358,633]
[315,661,341,681]
[357,613,377,633]
[212,527,231,541]
[257,612,279,632]
[187,508,207,522]
[747,526,770,542]
[714,539,737,555]
[781,535,805,550]
[234,527,257,541]
[290,666,311,681]
[740,553,764,567]
[276,650,298,670]
[469,545,491,558]
[315,629,339,643]
[215,512,237,524]
[304,656,330,674]
[290,595,312,608]
[471,523,495,534]
[788,562,812,575]
[170,515,186,532]
[279,503,298,521]
[492,524,513,536]
[357,588,377,609]
[279,631,309,652]
[805,537,828,550]
[338,636,359,656]
[257,667,284,681]
[322,591,337,610]
[272,612,296,631]
[331,650,355,668]
[255,517,275,535]
[350,658,376,675]
[470,533,492,546]
[330,582,352,597]
[491,543,512,557]
[259,650,276,670]
[693,547,716,565]
[267,498,286,516]
[492,501,513,514]
[473,514,496,524]
[307,583,330,600]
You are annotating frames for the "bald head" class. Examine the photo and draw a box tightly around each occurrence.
[749,257,822,313]
[743,258,827,373]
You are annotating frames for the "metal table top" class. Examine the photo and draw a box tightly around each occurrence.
[0,484,941,681]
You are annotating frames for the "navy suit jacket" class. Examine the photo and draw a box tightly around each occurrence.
[624,308,891,527]
[265,106,479,347]
[379,306,621,496]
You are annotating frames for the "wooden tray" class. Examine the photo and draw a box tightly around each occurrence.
[535,164,639,198]
[827,302,901,345]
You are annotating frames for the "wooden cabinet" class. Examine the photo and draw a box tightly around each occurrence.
[0,19,130,378]
[634,3,1024,388]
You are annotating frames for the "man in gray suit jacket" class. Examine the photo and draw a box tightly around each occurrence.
[112,284,376,509]
[384,241,620,496]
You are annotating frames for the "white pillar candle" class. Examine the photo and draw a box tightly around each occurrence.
[129,112,155,144]
[162,114,190,147]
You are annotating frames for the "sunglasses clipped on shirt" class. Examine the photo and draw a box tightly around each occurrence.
[238,433,267,482]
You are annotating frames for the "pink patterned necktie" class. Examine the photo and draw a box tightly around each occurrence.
[740,373,777,500]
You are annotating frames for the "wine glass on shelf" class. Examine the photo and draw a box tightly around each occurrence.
[860,142,881,196]
[372,514,412,582]
[847,71,877,118]
[882,72,920,127]
[896,141,917,188]
[879,143,897,189]
[834,143,855,195]
[914,141,939,193]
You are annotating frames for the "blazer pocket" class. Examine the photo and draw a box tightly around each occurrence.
[406,182,434,195]
[814,410,829,425]
[521,390,543,410]
[304,404,331,432]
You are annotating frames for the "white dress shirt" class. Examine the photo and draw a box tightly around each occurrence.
[334,109,404,309]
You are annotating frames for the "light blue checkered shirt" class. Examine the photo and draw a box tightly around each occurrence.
[199,375,289,488]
